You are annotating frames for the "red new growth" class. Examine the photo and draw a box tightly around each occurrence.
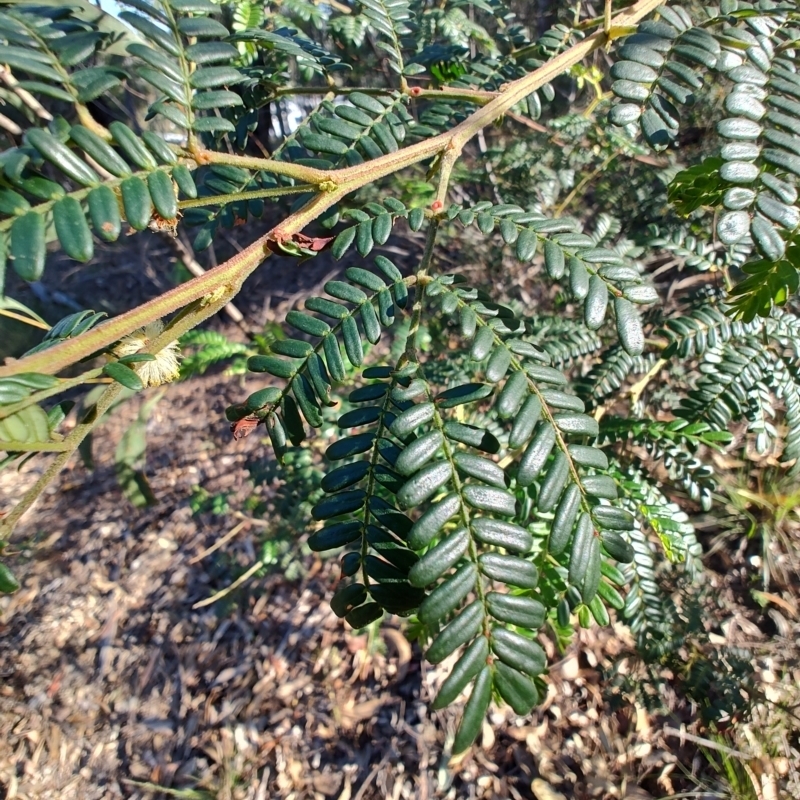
[231,415,259,440]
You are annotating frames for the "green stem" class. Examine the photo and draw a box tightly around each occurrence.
[178,183,317,210]
[418,364,491,639]
[359,385,396,593]
[554,155,617,218]
[193,150,333,185]
[439,284,595,520]
[0,441,70,452]
[269,84,499,105]
[0,368,103,420]
[404,221,440,361]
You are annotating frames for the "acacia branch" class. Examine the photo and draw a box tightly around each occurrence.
[0,0,664,381]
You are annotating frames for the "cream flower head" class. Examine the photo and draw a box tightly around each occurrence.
[112,321,181,388]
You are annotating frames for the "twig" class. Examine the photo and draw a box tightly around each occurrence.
[507,111,553,136]
[554,154,617,217]
[233,510,272,528]
[189,520,247,564]
[0,112,22,136]
[192,558,264,609]
[352,753,390,800]
[662,726,752,760]
[476,128,502,205]
[0,308,50,330]
[0,65,52,121]
[628,358,668,406]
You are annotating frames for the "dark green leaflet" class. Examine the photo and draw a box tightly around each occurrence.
[326,432,375,460]
[597,579,625,610]
[497,371,528,419]
[433,635,489,709]
[70,125,131,177]
[569,512,595,588]
[426,600,484,664]
[549,483,581,555]
[248,355,296,379]
[120,177,152,230]
[581,537,602,603]
[517,423,556,486]
[109,122,157,170]
[509,395,542,449]
[0,563,20,594]
[593,506,635,530]
[88,185,121,242]
[537,451,570,512]
[443,422,500,453]
[471,518,532,553]
[408,527,469,588]
[391,402,435,438]
[26,129,99,186]
[53,197,93,262]
[485,346,512,382]
[245,386,281,412]
[172,164,197,198]
[394,431,443,476]
[331,583,367,617]
[103,362,144,391]
[494,662,538,715]
[491,626,546,677]
[418,563,477,624]
[272,339,313,358]
[601,560,627,587]
[589,594,609,625]
[462,485,516,515]
[601,531,635,563]
[312,489,366,520]
[148,170,178,219]
[557,598,571,627]
[346,603,383,628]
[435,383,493,408]
[308,520,362,551]
[568,444,608,470]
[478,553,538,589]
[614,297,644,356]
[452,666,492,754]
[408,493,460,549]
[453,452,506,487]
[486,593,545,629]
[10,212,45,281]
[320,461,370,493]
[585,275,609,330]
[397,461,452,508]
